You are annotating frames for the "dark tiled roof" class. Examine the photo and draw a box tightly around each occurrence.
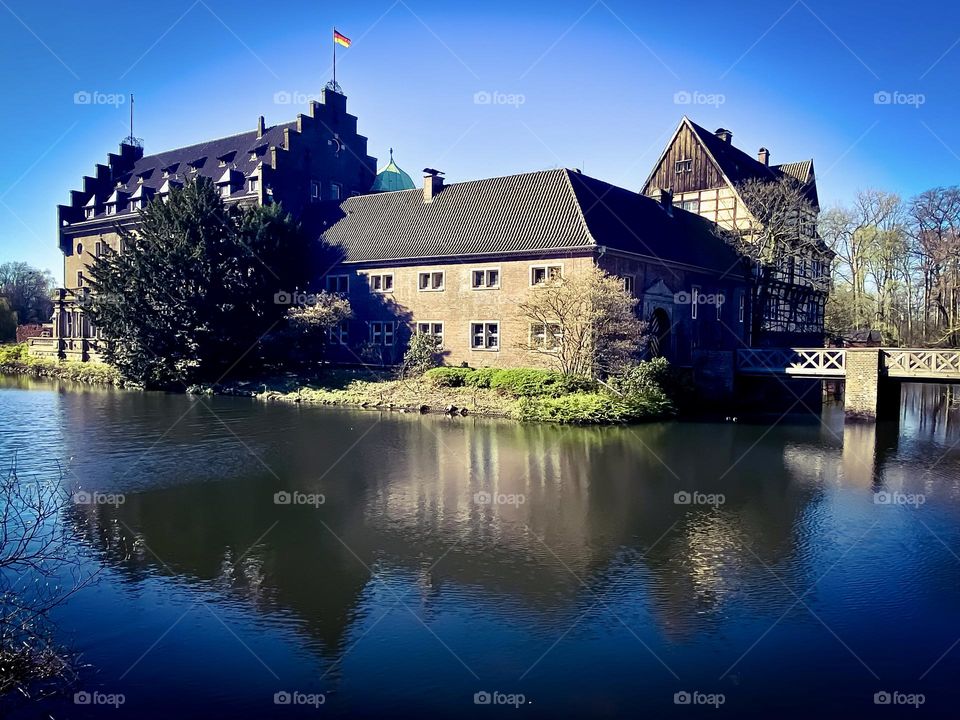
[84,122,295,219]
[687,120,819,208]
[324,168,746,277]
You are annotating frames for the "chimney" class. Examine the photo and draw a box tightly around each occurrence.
[256,116,265,139]
[714,127,733,143]
[423,168,445,203]
[655,187,673,215]
[758,147,770,166]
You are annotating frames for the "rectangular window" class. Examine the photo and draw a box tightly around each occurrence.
[106,204,116,216]
[76,271,84,287]
[470,322,499,351]
[95,241,102,257]
[681,199,700,213]
[471,268,500,289]
[85,207,95,219]
[326,275,349,293]
[369,273,394,293]
[310,180,321,202]
[330,183,342,200]
[620,275,635,294]
[416,321,444,346]
[739,293,745,323]
[335,320,349,345]
[530,265,562,286]
[249,177,259,193]
[370,321,395,346]
[675,159,693,174]
[220,185,231,198]
[691,286,700,319]
[530,322,562,350]
[417,271,445,291]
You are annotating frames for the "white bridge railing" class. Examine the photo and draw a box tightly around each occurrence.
[883,350,960,379]
[737,348,847,377]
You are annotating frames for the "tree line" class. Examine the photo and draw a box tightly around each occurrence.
[821,186,960,346]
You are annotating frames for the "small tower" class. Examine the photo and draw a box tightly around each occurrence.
[370,148,415,192]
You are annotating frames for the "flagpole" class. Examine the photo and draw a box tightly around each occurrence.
[332,27,336,89]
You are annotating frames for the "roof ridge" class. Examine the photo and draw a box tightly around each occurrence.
[140,120,297,162]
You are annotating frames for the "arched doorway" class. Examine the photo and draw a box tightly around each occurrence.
[648,308,671,359]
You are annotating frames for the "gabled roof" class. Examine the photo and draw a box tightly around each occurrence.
[323,168,745,277]
[643,117,819,209]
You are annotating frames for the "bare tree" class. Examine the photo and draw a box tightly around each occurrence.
[514,266,645,377]
[1,458,91,700]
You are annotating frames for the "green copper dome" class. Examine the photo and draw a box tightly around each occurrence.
[371,148,415,192]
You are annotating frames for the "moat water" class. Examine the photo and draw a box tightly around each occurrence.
[2,377,960,717]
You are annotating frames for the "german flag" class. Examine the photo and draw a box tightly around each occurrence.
[334,30,351,48]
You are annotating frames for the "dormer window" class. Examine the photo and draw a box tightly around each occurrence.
[85,206,95,220]
[249,177,259,193]
[221,186,231,198]
[106,204,117,216]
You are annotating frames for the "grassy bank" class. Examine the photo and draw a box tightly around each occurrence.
[1,342,675,424]
[204,365,676,425]
[0,343,123,386]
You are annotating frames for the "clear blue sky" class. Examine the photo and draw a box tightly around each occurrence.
[2,0,959,282]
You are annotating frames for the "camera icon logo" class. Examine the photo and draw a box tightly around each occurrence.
[473,90,492,105]
[873,91,892,105]
[674,691,691,705]
[73,490,92,505]
[874,691,891,705]
[74,91,92,105]
[274,691,292,705]
[274,491,292,505]
[474,691,492,705]
[874,491,891,505]
[674,491,691,505]
[673,90,692,105]
[74,691,92,705]
[274,291,291,305]
[473,491,492,505]
[273,91,292,105]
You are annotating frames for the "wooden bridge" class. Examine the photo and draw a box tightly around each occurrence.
[735,348,960,420]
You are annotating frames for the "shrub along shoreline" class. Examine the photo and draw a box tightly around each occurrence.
[1,343,677,425]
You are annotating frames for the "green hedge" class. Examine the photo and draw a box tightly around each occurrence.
[515,390,673,424]
[0,343,123,386]
[425,366,595,397]
[422,366,476,387]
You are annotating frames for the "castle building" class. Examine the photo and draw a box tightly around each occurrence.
[31,87,375,361]
[641,117,831,346]
[319,168,751,368]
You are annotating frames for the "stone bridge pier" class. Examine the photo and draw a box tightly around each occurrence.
[843,349,901,422]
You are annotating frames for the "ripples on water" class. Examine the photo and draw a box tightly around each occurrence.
[2,377,960,717]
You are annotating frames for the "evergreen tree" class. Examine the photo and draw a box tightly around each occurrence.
[87,179,316,386]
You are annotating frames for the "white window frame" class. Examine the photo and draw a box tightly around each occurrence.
[471,267,501,290]
[530,264,563,286]
[220,185,231,198]
[417,270,445,291]
[416,321,444,346]
[691,285,700,320]
[738,293,745,324]
[310,180,321,202]
[620,275,635,294]
[369,321,395,346]
[334,320,349,345]
[675,159,693,174]
[84,206,95,220]
[249,177,259,193]
[368,273,394,293]
[326,274,349,293]
[681,198,700,213]
[106,204,117,216]
[470,321,500,351]
[529,322,562,351]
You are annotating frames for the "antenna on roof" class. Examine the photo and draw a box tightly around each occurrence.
[122,93,143,149]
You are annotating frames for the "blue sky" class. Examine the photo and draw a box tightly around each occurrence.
[2,0,959,282]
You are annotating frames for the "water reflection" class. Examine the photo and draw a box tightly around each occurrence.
[2,380,960,717]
